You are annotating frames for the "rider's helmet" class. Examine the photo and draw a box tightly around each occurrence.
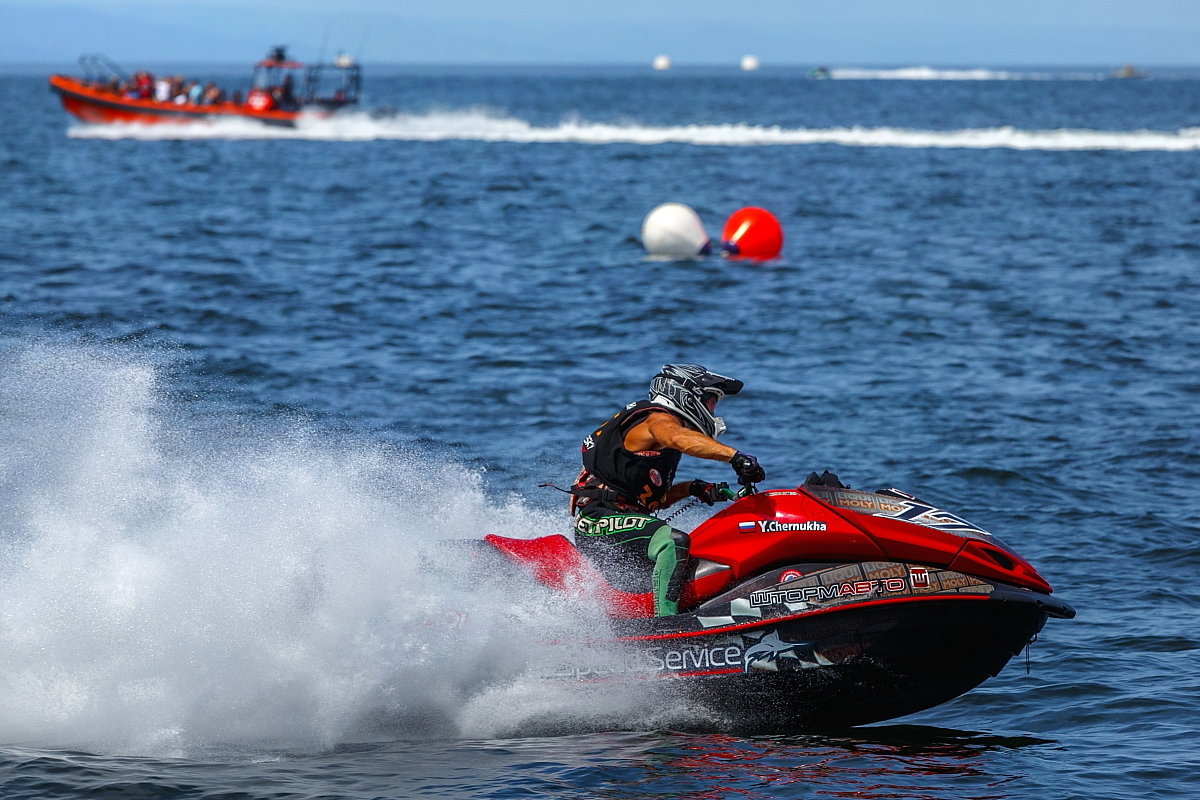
[648,364,743,438]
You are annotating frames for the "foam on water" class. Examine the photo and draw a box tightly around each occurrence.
[0,343,677,756]
[67,110,1200,151]
[828,66,1104,81]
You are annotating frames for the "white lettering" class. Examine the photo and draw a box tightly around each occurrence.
[754,520,828,533]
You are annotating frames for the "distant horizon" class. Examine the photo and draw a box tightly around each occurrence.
[5,59,1192,69]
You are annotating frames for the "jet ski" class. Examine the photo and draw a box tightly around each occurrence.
[481,472,1075,729]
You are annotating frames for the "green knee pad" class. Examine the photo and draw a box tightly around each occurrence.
[647,525,688,617]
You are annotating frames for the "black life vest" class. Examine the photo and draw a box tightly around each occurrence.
[574,400,683,512]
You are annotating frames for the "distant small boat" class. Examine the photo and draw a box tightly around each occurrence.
[740,55,760,72]
[49,47,362,128]
[809,65,831,80]
[652,54,672,71]
[1112,64,1149,80]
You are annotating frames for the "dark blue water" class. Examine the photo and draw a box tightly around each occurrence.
[0,64,1197,798]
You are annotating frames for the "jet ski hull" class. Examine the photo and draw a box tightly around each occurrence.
[534,558,1073,729]
[617,595,1058,728]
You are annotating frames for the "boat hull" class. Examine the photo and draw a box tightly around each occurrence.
[48,74,300,127]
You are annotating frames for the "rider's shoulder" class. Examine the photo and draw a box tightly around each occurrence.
[641,408,684,426]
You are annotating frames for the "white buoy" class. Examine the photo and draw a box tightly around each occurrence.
[740,55,760,71]
[652,54,672,71]
[641,203,711,259]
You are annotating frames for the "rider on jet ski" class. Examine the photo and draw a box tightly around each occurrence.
[569,364,766,616]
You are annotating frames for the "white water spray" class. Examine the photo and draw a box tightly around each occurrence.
[67,109,1200,151]
[0,343,684,755]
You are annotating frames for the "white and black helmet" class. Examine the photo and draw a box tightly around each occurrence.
[648,364,744,438]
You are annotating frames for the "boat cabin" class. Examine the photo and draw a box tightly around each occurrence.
[247,46,360,112]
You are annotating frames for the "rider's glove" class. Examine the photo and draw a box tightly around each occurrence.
[730,451,766,484]
[688,479,725,506]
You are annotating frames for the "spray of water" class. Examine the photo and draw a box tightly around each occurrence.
[66,109,1200,151]
[0,343,689,756]
[827,66,1101,80]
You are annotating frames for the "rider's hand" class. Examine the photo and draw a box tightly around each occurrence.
[688,479,725,506]
[730,452,766,484]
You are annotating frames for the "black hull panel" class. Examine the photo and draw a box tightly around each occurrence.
[679,599,1049,728]
[555,596,1055,730]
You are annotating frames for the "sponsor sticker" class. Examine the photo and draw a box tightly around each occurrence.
[910,566,931,588]
[575,515,656,536]
[749,577,908,607]
[549,643,746,679]
[740,519,828,533]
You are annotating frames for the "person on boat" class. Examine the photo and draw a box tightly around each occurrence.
[134,71,153,99]
[170,77,188,104]
[154,76,171,102]
[201,82,224,105]
[279,74,298,110]
[570,364,766,616]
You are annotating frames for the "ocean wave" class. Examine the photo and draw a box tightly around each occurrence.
[68,111,1200,151]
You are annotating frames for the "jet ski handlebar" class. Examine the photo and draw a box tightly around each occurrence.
[731,478,757,497]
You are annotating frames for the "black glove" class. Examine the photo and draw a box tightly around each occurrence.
[730,451,765,484]
[688,479,726,506]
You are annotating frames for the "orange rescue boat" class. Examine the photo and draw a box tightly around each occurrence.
[49,48,361,128]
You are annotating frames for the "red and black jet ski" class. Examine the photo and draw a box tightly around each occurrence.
[483,473,1075,729]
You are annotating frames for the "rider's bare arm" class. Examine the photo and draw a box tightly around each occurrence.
[660,480,696,506]
[630,412,737,462]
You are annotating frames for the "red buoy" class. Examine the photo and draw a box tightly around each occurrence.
[721,207,783,260]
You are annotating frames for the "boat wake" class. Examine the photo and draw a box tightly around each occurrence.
[828,66,1103,81]
[0,342,697,756]
[68,110,1200,151]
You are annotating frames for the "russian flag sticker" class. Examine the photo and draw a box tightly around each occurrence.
[738,521,756,531]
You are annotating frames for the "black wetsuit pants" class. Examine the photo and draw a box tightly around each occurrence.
[573,502,690,616]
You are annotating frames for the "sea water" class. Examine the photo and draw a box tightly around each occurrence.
[0,64,1196,798]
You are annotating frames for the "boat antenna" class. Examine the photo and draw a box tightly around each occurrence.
[355,24,370,62]
[317,24,329,66]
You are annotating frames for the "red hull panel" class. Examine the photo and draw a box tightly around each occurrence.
[48,74,300,127]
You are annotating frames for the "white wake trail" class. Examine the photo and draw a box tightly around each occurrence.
[828,66,1103,81]
[68,110,1200,151]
